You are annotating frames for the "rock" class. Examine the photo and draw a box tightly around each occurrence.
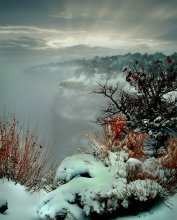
[0,192,8,214]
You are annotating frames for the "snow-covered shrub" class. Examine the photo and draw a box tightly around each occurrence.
[0,116,57,191]
[37,115,177,219]
[37,151,166,219]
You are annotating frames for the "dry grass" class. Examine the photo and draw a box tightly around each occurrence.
[0,116,58,191]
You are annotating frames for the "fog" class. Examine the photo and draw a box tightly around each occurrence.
[0,51,107,162]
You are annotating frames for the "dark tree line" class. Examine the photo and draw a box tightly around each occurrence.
[93,57,177,156]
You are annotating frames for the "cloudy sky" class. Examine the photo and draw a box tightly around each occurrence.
[0,0,177,53]
[0,0,177,161]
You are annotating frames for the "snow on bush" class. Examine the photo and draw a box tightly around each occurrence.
[37,153,165,219]
[37,115,177,219]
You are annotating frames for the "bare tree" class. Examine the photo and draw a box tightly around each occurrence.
[93,58,177,156]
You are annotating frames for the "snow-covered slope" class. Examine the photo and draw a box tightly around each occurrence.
[0,179,45,220]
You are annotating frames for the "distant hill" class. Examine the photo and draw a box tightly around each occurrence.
[26,52,177,78]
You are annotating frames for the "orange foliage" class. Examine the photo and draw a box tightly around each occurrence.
[126,131,147,160]
[161,137,177,169]
[127,137,177,194]
[88,115,149,158]
[87,114,127,156]
[103,114,126,141]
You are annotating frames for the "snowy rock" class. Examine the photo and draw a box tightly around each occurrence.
[0,192,8,214]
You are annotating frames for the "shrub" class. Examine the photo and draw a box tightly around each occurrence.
[0,116,58,191]
[88,114,177,196]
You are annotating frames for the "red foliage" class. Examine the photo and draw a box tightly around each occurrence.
[127,131,147,160]
[0,117,57,191]
[131,74,139,81]
[161,137,177,169]
[88,114,127,156]
[166,56,173,63]
[103,114,126,141]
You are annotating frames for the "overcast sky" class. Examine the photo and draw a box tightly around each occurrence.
[0,0,177,53]
[0,0,177,161]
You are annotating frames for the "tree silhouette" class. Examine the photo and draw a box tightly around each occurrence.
[93,57,177,156]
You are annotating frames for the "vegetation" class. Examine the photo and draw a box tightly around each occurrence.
[88,114,177,196]
[93,57,177,156]
[0,116,58,191]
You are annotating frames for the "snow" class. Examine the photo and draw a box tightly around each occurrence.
[163,91,177,103]
[0,179,45,220]
[0,191,7,208]
[38,153,121,219]
[127,179,164,202]
[37,152,172,219]
[0,163,176,220]
[127,158,142,169]
[114,193,177,220]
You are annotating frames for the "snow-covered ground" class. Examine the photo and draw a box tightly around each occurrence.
[0,179,45,220]
[114,193,177,220]
[0,174,177,219]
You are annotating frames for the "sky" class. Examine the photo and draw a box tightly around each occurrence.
[0,0,177,53]
[0,0,177,161]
